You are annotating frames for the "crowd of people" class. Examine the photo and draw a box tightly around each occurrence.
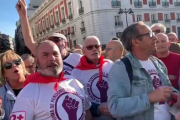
[1,0,180,120]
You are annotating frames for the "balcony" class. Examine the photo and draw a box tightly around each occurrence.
[79,7,84,15]
[174,2,180,6]
[56,22,60,27]
[151,19,158,23]
[62,18,66,24]
[115,21,123,26]
[149,1,156,7]
[134,1,142,7]
[69,14,73,20]
[80,27,86,33]
[164,19,171,23]
[51,24,54,29]
[71,31,75,35]
[177,18,180,22]
[162,1,169,7]
[111,1,121,7]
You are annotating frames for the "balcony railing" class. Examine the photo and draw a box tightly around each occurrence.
[81,27,86,33]
[134,1,142,7]
[62,18,66,23]
[79,7,84,15]
[149,1,156,7]
[115,21,123,26]
[177,18,180,22]
[174,2,180,6]
[164,19,171,23]
[151,19,158,23]
[162,1,169,7]
[69,14,73,20]
[111,1,121,7]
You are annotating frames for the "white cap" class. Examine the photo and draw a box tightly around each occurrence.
[49,33,67,41]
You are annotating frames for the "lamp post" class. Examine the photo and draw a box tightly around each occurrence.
[118,8,134,27]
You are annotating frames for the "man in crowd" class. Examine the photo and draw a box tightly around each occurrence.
[151,23,166,35]
[108,22,179,120]
[21,54,36,74]
[105,40,124,62]
[75,44,83,50]
[72,36,114,120]
[167,32,179,43]
[9,40,92,120]
[16,0,81,75]
[155,33,180,90]
[167,32,180,54]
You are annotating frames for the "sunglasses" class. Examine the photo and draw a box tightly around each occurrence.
[49,37,65,43]
[86,45,101,50]
[3,59,21,70]
[135,31,155,39]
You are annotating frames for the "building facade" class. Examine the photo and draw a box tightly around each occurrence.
[0,34,14,53]
[29,0,180,48]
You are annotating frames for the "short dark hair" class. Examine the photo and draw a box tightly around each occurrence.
[120,22,141,52]
[111,37,120,41]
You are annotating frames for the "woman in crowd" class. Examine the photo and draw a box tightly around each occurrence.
[0,50,28,120]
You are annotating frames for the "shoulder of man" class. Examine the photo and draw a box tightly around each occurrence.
[64,75,84,88]
[69,53,82,59]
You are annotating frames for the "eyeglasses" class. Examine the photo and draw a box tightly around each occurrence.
[49,37,65,43]
[86,45,101,50]
[3,59,21,70]
[105,48,117,52]
[135,31,155,39]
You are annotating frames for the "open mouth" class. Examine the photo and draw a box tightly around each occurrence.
[48,63,58,68]
[14,70,19,73]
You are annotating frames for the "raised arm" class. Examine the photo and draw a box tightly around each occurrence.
[16,0,37,55]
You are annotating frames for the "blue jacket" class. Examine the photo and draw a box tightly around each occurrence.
[107,53,178,120]
[0,83,17,120]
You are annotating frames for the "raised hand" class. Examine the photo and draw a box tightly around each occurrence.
[96,80,108,103]
[62,95,79,120]
[16,0,27,17]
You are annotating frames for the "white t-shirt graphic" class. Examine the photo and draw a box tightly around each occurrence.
[9,75,91,120]
[63,53,82,75]
[139,59,171,120]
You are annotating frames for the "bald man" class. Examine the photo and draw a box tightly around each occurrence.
[155,33,180,90]
[105,40,124,62]
[9,40,92,120]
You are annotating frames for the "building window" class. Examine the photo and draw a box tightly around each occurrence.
[164,14,169,19]
[55,11,59,24]
[81,21,85,33]
[151,14,156,20]
[166,28,170,34]
[64,30,67,36]
[62,7,65,19]
[73,40,77,48]
[43,20,45,30]
[137,15,142,22]
[51,14,54,26]
[115,16,120,22]
[46,17,49,28]
[177,13,180,19]
[71,26,75,35]
[79,0,83,8]
[115,16,122,26]
[68,2,72,15]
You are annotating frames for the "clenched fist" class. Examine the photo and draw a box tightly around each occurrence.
[16,0,27,17]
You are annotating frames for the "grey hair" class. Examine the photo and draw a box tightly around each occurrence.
[83,36,101,47]
[120,22,141,52]
[150,23,166,33]
[167,32,177,37]
[21,54,34,62]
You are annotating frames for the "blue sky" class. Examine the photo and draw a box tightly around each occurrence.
[0,0,30,38]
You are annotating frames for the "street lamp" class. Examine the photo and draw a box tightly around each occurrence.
[118,8,134,27]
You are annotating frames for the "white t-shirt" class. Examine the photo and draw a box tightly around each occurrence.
[139,59,171,120]
[63,53,82,75]
[9,75,91,120]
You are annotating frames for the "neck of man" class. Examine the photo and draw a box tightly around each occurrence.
[9,76,25,89]
[156,50,170,58]
[87,58,100,65]
[132,50,151,61]
[61,50,68,59]
[40,72,60,79]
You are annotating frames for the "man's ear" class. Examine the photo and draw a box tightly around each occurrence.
[132,38,140,47]
[82,47,86,54]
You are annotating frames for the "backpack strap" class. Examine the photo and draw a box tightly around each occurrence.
[121,57,133,84]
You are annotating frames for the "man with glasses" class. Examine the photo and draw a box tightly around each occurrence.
[16,0,81,75]
[108,22,179,120]
[72,36,114,120]
[151,23,166,35]
[105,40,124,62]
[21,54,36,74]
